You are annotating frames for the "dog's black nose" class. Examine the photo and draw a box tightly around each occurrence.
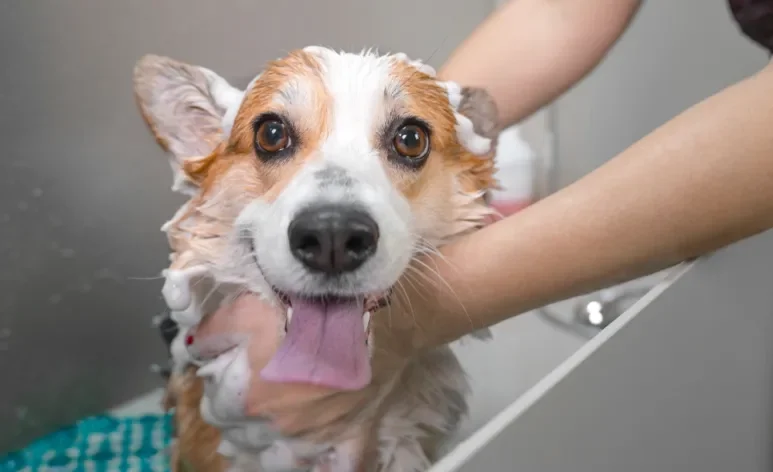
[288,205,379,274]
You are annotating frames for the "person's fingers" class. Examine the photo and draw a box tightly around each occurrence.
[189,294,283,360]
[185,292,413,438]
[196,294,282,334]
[249,387,372,438]
[244,373,337,415]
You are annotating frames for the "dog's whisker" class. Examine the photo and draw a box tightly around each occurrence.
[401,268,436,299]
[137,44,495,469]
[409,253,474,332]
[127,273,167,281]
[418,238,465,278]
[394,279,430,341]
[384,291,395,331]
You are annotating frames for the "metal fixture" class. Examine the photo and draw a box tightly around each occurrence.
[537,285,653,340]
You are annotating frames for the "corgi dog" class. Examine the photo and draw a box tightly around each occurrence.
[133,46,500,472]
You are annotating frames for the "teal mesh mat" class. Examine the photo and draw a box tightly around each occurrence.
[0,413,174,472]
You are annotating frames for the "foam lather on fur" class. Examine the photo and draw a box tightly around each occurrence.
[133,46,502,471]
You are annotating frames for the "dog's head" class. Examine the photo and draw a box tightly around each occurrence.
[134,47,498,392]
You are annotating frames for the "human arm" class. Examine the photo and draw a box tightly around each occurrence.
[439,0,642,127]
[401,59,773,351]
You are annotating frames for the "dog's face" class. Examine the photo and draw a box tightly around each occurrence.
[134,47,498,392]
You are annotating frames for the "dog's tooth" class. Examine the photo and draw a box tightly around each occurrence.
[284,306,293,333]
[362,311,371,333]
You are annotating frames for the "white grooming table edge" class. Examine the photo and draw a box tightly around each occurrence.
[431,228,773,472]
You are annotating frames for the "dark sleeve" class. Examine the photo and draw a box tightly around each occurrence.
[728,0,773,53]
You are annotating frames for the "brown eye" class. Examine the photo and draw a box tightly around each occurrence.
[393,124,429,160]
[254,118,290,154]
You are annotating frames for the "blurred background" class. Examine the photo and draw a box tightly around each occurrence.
[0,0,768,458]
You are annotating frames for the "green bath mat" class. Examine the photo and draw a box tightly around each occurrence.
[0,413,173,471]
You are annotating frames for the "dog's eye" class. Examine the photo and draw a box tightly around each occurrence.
[254,117,290,154]
[393,124,430,161]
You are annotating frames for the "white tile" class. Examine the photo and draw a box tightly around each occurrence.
[110,388,166,416]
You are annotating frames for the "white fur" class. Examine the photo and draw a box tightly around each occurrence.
[454,113,492,155]
[390,52,437,77]
[199,66,244,114]
[209,50,491,302]
[149,48,493,472]
[221,73,261,137]
[239,50,416,299]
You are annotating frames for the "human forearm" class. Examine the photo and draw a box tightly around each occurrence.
[438,0,641,127]
[407,60,773,349]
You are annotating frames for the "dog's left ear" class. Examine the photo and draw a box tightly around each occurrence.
[457,86,500,146]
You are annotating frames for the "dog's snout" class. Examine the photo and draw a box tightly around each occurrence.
[288,205,379,274]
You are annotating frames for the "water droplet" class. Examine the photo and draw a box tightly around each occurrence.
[0,328,10,338]
[15,407,27,420]
[49,241,60,250]
[31,188,43,198]
[16,201,28,212]
[60,248,75,258]
[0,214,9,223]
[80,283,92,293]
[49,293,62,305]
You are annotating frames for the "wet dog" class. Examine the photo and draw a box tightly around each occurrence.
[134,47,499,471]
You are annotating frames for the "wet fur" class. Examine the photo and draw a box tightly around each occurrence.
[134,50,500,472]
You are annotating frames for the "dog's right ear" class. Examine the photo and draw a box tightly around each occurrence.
[133,54,243,195]
[457,86,500,145]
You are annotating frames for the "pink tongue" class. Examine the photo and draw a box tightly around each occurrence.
[260,297,371,390]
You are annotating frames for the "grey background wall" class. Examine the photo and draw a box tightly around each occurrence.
[452,229,773,472]
[552,0,770,188]
[0,0,495,451]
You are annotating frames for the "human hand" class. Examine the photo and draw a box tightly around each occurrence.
[188,293,416,439]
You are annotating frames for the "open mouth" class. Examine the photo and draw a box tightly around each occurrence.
[273,290,390,332]
[258,287,391,391]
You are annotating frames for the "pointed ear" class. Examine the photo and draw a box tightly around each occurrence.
[133,54,243,194]
[453,87,501,205]
[457,86,499,142]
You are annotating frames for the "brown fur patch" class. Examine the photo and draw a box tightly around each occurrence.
[170,368,227,472]
[383,61,498,243]
[230,50,328,151]
[138,50,502,472]
[392,61,496,192]
[187,50,331,205]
